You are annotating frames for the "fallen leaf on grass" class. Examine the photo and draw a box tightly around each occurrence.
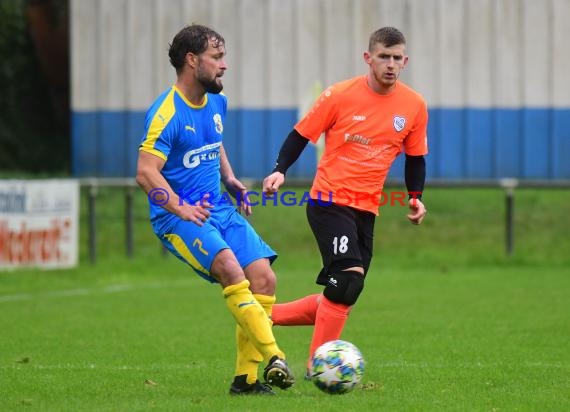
[360,381,383,391]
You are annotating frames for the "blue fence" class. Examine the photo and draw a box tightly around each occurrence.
[72,107,570,180]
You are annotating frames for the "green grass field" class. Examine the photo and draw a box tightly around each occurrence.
[1,187,569,411]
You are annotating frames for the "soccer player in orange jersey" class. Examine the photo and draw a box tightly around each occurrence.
[263,27,428,374]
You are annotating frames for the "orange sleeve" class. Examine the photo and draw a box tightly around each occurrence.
[294,87,338,143]
[404,99,429,156]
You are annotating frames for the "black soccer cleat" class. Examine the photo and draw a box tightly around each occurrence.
[229,375,276,396]
[263,356,295,389]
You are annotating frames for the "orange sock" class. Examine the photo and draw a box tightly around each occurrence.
[308,296,350,361]
[272,294,321,326]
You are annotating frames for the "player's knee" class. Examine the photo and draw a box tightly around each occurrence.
[244,259,276,294]
[323,270,364,306]
[248,270,276,295]
[211,249,244,285]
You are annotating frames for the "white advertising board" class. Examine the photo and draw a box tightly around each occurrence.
[0,179,79,270]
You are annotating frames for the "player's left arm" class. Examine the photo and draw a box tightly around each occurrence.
[219,144,252,216]
[404,99,428,225]
[405,155,427,225]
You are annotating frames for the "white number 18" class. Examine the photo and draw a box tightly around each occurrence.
[333,235,349,255]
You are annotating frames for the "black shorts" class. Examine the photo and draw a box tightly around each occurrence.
[306,201,375,285]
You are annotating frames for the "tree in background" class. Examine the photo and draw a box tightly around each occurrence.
[0,0,69,174]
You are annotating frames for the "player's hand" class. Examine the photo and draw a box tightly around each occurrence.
[407,198,427,225]
[179,194,213,226]
[224,177,252,216]
[237,188,252,216]
[262,172,285,194]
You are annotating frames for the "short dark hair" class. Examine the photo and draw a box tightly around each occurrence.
[168,24,225,73]
[368,27,406,50]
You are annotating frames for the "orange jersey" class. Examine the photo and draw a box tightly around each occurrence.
[295,76,428,215]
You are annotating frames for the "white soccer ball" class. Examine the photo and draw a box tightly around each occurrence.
[309,339,365,394]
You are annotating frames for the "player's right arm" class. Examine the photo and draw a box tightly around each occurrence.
[262,129,309,194]
[136,151,212,226]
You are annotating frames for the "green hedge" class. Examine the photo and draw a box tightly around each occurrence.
[0,0,69,174]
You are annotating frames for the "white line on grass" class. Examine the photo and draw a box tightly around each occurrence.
[375,361,568,369]
[0,279,195,304]
[0,361,565,371]
[101,284,133,293]
[45,288,90,297]
[0,363,207,371]
[0,293,31,303]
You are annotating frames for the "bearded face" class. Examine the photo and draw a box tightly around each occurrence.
[195,39,226,94]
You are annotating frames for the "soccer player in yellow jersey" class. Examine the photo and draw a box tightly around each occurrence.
[263,27,428,374]
[136,24,293,394]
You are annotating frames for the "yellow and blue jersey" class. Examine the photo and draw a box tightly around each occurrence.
[140,85,227,231]
[139,85,276,280]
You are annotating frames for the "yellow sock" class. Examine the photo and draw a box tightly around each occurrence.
[254,293,276,324]
[223,280,284,363]
[234,294,275,384]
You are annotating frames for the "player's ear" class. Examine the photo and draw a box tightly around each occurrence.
[363,51,371,64]
[185,52,197,68]
[402,55,409,69]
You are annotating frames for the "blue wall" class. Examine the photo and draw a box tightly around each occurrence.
[72,108,570,180]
